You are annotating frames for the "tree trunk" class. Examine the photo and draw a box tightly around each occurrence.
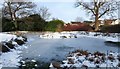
[7,2,13,20]
[94,14,99,31]
[7,2,18,30]
[13,20,18,30]
[13,12,18,30]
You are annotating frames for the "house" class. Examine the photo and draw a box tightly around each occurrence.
[103,19,114,25]
[88,19,119,27]
[100,19,119,26]
[111,19,120,25]
[63,22,92,31]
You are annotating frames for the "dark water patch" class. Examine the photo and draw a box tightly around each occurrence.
[105,41,120,47]
[55,46,74,51]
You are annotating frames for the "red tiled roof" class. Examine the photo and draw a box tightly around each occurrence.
[63,22,92,31]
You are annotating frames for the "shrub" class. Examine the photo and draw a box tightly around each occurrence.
[101,24,120,33]
[27,14,46,31]
[45,19,64,32]
[2,14,47,31]
[18,22,29,31]
[2,17,15,32]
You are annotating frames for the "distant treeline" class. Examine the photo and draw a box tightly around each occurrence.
[2,14,120,33]
[2,14,64,32]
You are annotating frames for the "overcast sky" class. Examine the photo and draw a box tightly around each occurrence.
[33,0,92,23]
[0,0,91,23]
[31,0,119,23]
[35,2,91,23]
[0,0,119,23]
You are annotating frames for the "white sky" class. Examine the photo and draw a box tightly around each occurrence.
[0,0,91,23]
[35,2,91,23]
[34,0,119,23]
[0,0,119,23]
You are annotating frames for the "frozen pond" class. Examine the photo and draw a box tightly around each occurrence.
[21,33,119,62]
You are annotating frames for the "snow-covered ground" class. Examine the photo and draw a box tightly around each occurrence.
[46,31,119,68]
[77,32,119,42]
[50,50,120,68]
[39,31,119,42]
[0,31,119,69]
[0,33,27,69]
[0,33,17,42]
[40,32,76,39]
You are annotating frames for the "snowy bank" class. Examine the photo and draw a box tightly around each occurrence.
[0,33,28,69]
[39,31,119,42]
[40,32,77,39]
[0,33,17,42]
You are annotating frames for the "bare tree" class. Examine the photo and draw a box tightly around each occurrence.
[37,6,51,20]
[0,8,2,32]
[75,0,118,31]
[2,0,36,29]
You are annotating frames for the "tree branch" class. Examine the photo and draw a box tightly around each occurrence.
[14,3,23,12]
[98,8,110,18]
[79,2,96,16]
[98,2,105,8]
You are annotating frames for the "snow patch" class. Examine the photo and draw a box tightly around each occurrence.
[0,33,28,68]
[0,33,17,42]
